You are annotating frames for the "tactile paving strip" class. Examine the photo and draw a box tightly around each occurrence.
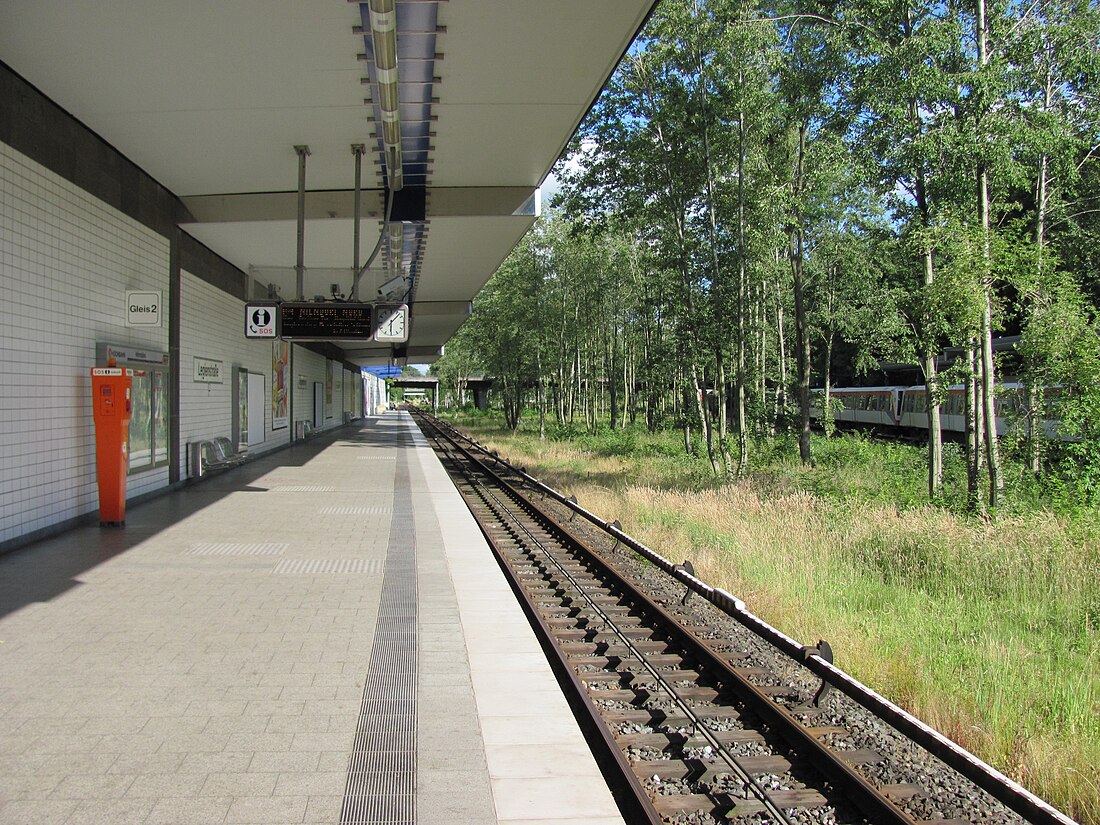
[341,432,418,825]
[272,559,383,575]
[320,506,392,515]
[185,542,287,556]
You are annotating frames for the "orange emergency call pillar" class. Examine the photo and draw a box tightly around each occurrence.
[91,367,133,525]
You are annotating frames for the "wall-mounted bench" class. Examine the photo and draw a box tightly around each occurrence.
[188,437,248,478]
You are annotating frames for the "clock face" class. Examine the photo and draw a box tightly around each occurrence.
[374,304,408,342]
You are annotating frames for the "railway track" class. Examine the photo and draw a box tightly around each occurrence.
[411,410,1076,825]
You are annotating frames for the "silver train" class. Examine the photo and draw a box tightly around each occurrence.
[809,383,1066,440]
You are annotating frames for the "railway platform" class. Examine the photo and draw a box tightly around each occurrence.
[0,412,624,825]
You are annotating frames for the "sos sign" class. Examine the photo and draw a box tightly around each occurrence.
[245,304,278,338]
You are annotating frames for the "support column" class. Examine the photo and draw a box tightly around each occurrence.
[168,228,182,483]
[351,144,365,301]
[294,145,310,301]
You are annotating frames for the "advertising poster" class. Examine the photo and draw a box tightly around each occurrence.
[272,340,289,430]
[326,359,333,409]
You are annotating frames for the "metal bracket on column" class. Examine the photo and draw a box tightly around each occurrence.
[607,520,622,552]
[672,560,696,605]
[801,639,834,707]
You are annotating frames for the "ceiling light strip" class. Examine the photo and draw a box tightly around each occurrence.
[367,0,402,192]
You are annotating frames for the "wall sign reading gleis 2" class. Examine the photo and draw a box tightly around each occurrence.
[278,302,374,339]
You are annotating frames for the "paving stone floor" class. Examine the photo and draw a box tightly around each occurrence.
[0,413,623,825]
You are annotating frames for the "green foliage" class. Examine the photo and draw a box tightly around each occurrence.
[1048,386,1100,505]
[443,1,1100,813]
[451,408,1100,823]
[451,0,1100,510]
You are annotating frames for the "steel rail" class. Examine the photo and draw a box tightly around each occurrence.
[417,412,916,825]
[414,410,1081,825]
[420,423,664,825]
[465,450,797,824]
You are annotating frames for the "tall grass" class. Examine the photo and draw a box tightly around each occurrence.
[449,414,1100,824]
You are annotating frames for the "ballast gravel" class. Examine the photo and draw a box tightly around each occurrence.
[527,483,1031,825]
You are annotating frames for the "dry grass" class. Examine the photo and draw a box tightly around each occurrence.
[461,421,1100,825]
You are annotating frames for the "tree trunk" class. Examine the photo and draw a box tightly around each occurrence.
[681,364,693,456]
[537,350,546,441]
[976,0,1002,507]
[789,123,812,465]
[694,364,718,474]
[791,236,813,465]
[776,283,787,434]
[965,341,984,514]
[700,102,733,477]
[909,90,944,498]
[823,327,834,437]
[921,249,944,497]
[736,94,750,475]
[980,284,1001,506]
[1027,67,1054,474]
[759,279,769,423]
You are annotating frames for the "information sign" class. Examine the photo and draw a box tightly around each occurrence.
[279,302,374,340]
[245,303,278,338]
[193,357,223,383]
[126,291,161,327]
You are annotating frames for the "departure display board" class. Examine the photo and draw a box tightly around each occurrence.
[279,302,374,339]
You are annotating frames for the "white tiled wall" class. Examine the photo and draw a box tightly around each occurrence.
[178,271,290,477]
[342,368,363,417]
[333,362,346,422]
[0,143,170,544]
[291,346,344,434]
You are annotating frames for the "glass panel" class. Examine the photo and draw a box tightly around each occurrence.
[238,369,249,451]
[129,371,152,470]
[153,370,168,464]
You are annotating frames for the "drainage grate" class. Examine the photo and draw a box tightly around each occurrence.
[340,795,415,825]
[272,485,336,492]
[185,542,287,556]
[320,506,392,516]
[341,445,417,825]
[272,559,382,575]
[346,750,414,774]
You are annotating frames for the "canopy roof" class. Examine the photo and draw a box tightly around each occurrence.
[1,0,657,363]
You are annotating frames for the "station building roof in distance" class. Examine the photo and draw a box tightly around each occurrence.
[0,0,658,366]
